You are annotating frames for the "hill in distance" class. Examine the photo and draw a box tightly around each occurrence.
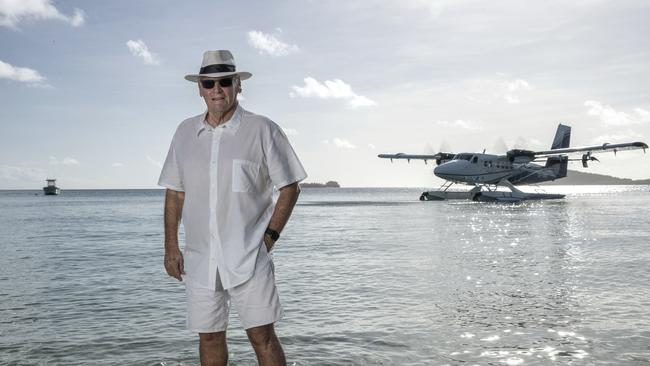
[542,170,650,185]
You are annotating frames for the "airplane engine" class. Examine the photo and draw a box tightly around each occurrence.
[435,152,456,165]
[506,149,536,163]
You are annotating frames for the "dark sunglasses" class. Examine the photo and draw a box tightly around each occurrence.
[200,77,234,89]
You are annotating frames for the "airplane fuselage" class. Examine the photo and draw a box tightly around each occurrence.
[433,153,561,185]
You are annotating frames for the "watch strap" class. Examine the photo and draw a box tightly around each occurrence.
[265,227,280,241]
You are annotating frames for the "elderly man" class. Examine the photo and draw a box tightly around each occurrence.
[158,50,306,366]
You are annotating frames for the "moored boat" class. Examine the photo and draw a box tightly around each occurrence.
[43,179,61,195]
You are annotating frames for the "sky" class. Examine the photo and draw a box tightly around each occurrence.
[1,0,649,189]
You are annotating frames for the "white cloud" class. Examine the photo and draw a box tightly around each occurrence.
[281,127,299,136]
[333,138,356,149]
[504,79,531,104]
[585,100,650,126]
[591,129,646,144]
[247,30,299,57]
[49,156,79,165]
[0,165,45,181]
[126,40,160,65]
[0,0,85,28]
[146,155,162,168]
[368,143,376,149]
[504,94,520,104]
[68,8,84,26]
[111,162,124,168]
[437,119,483,130]
[507,79,531,92]
[0,59,45,83]
[290,77,377,108]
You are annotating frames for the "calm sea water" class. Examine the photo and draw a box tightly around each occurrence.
[1,186,649,365]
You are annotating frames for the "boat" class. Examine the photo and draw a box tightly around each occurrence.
[43,179,61,195]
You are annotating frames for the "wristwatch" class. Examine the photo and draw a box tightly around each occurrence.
[265,227,280,242]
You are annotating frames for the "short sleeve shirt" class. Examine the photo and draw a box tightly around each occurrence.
[158,105,307,290]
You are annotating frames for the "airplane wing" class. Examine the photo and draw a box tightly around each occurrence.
[378,152,455,164]
[533,141,648,158]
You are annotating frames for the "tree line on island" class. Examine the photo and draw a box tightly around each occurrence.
[300,181,340,188]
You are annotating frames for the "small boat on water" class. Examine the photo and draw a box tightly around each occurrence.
[43,179,61,195]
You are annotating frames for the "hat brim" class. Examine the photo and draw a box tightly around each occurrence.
[185,71,252,82]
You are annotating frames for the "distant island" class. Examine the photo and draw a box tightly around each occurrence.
[300,181,340,188]
[541,170,650,185]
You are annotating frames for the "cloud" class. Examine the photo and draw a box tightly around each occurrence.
[146,155,162,168]
[333,138,357,149]
[504,94,521,104]
[504,79,531,104]
[49,156,79,165]
[290,77,377,108]
[126,40,160,65]
[436,119,483,130]
[585,100,650,126]
[368,143,376,149]
[111,162,124,168]
[0,0,85,28]
[507,79,531,92]
[247,30,299,57]
[591,129,646,144]
[0,165,45,181]
[0,59,46,83]
[281,127,299,136]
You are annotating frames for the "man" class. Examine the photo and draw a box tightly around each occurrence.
[158,50,306,366]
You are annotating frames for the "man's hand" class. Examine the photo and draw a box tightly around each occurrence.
[164,247,185,281]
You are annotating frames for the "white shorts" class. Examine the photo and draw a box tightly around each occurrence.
[185,254,283,333]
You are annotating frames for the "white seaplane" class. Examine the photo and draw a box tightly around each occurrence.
[379,124,648,202]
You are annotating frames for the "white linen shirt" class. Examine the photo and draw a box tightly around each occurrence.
[158,105,307,290]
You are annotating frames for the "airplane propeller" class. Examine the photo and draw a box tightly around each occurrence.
[492,137,509,154]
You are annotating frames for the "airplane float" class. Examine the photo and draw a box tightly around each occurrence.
[378,124,648,202]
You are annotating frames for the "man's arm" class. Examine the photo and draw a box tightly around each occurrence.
[164,188,185,281]
[264,182,300,251]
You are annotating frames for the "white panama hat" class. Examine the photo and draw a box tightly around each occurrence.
[184,50,252,82]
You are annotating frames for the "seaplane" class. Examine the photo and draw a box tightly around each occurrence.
[379,124,648,202]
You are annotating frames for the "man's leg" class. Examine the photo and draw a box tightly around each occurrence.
[199,331,228,366]
[246,323,286,366]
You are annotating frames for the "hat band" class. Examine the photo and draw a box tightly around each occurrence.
[199,64,235,74]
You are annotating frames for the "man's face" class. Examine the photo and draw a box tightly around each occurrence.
[199,76,239,113]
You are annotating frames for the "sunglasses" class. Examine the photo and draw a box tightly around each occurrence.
[200,77,234,89]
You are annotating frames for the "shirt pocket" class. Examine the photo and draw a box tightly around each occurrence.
[232,159,260,193]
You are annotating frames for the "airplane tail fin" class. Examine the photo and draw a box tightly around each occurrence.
[551,124,571,149]
[545,124,570,179]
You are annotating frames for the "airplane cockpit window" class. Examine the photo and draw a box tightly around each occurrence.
[453,153,473,161]
[471,156,478,164]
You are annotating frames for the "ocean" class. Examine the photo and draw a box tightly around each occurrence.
[1,186,649,365]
